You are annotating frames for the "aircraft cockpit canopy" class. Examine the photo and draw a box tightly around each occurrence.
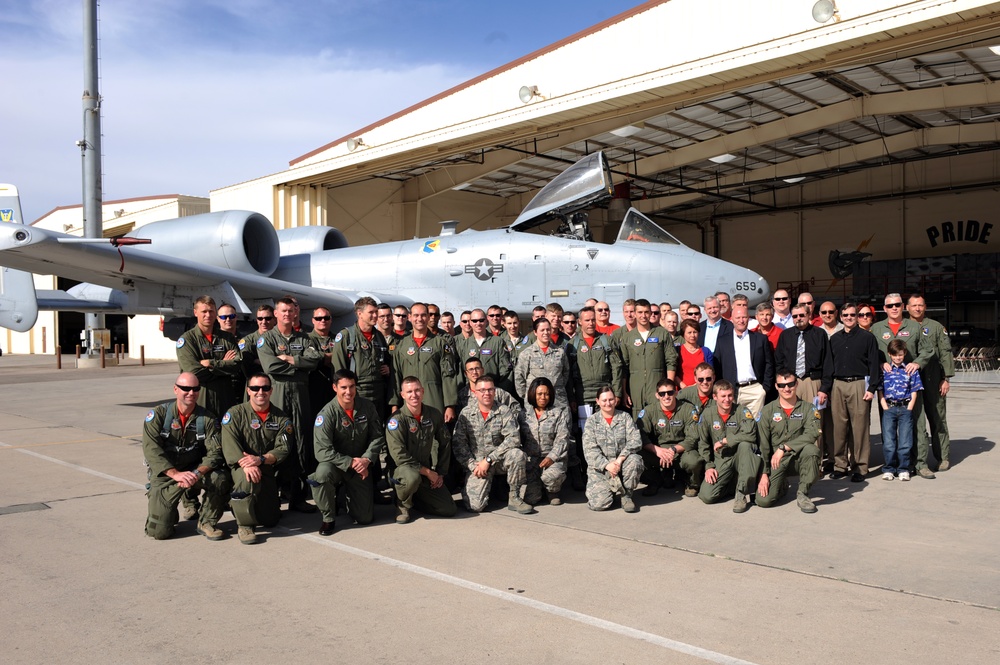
[509,152,614,232]
[615,208,682,246]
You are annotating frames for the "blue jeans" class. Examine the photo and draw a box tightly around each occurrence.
[881,405,913,474]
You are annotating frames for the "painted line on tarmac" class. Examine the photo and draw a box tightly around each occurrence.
[288,528,760,665]
[0,436,135,450]
[0,438,758,665]
[0,441,147,490]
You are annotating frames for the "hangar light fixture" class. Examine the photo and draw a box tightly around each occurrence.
[519,85,542,104]
[811,0,839,23]
[709,153,738,164]
[346,137,366,152]
[989,45,1000,56]
[451,182,472,191]
[610,123,645,138]
[783,177,806,184]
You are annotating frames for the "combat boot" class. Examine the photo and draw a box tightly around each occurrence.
[507,490,536,515]
[395,502,411,524]
[732,493,749,514]
[621,491,638,513]
[237,526,257,544]
[796,492,817,514]
[548,491,562,506]
[179,500,198,521]
[196,522,225,541]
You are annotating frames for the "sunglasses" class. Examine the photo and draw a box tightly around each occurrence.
[218,314,236,321]
[773,296,789,301]
[247,385,273,392]
[842,312,857,318]
[460,320,470,324]
[175,384,201,393]
[596,307,609,312]
[393,313,407,317]
[696,377,713,383]
[470,318,486,323]
[687,310,700,316]
[657,390,676,397]
[488,313,502,318]
[562,320,577,325]
[776,381,796,389]
[256,316,274,321]
[792,314,808,319]
[313,316,331,321]
[820,310,836,315]
[799,300,814,306]
[858,312,873,318]
[885,302,902,308]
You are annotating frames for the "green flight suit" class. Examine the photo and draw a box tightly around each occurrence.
[385,404,457,517]
[390,334,459,414]
[756,398,821,507]
[455,334,515,395]
[677,385,712,414]
[570,331,624,404]
[915,317,954,465]
[237,330,265,399]
[697,404,761,503]
[636,400,703,491]
[257,328,323,473]
[619,326,679,416]
[175,325,241,417]
[308,395,384,525]
[871,318,934,470]
[221,402,292,528]
[142,403,230,539]
[331,325,391,421]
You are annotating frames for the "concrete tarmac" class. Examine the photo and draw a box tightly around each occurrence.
[1,355,997,664]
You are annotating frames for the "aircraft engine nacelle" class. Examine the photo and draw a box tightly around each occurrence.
[275,226,349,256]
[126,211,280,276]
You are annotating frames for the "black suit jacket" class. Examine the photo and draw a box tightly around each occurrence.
[774,325,833,394]
[712,328,775,398]
[698,319,734,349]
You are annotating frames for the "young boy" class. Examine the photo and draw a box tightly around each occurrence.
[879,339,924,481]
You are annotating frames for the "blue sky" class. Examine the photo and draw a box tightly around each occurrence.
[2,0,642,222]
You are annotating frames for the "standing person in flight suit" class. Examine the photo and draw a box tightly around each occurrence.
[257,297,323,512]
[619,299,678,415]
[390,303,459,424]
[332,297,391,422]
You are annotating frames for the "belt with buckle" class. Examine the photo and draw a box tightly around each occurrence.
[836,376,865,382]
[886,399,908,407]
[736,380,759,387]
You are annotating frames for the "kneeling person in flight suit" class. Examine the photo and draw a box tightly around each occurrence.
[756,370,822,513]
[696,380,761,513]
[452,376,533,514]
[308,369,385,535]
[221,373,293,544]
[636,378,703,497]
[143,372,231,541]
[385,376,458,524]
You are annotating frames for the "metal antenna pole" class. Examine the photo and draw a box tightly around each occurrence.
[82,0,105,353]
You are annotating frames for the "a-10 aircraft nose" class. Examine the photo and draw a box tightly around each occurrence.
[731,270,770,306]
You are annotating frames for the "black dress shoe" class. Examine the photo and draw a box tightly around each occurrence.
[829,470,847,480]
[850,472,864,483]
[319,521,335,536]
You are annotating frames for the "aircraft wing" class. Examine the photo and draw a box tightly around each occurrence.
[0,220,358,316]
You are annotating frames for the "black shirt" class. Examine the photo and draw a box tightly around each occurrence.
[829,327,882,392]
[774,325,833,394]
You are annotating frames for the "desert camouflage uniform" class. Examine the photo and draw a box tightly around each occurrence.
[457,383,522,414]
[697,405,761,504]
[520,406,571,503]
[452,403,526,512]
[515,344,571,408]
[582,411,644,510]
[636,401,703,492]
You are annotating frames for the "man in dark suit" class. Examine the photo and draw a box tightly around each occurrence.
[698,295,734,353]
[712,307,774,418]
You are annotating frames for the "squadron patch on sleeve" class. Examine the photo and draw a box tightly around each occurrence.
[387,418,399,431]
[238,339,246,350]
[176,338,185,349]
[637,409,645,419]
[334,332,343,343]
[315,415,324,427]
[145,410,155,422]
[221,412,231,425]
[256,337,265,348]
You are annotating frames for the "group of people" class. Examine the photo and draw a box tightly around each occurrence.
[142,286,955,543]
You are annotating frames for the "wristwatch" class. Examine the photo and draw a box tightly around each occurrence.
[485,456,494,464]
[258,455,266,466]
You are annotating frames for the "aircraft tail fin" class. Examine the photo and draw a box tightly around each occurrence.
[0,184,39,332]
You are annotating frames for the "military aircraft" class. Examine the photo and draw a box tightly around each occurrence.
[0,152,768,333]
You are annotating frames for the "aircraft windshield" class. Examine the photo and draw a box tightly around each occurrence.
[616,209,682,245]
